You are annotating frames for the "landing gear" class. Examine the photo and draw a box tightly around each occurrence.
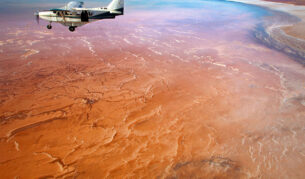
[69,26,76,32]
[47,24,52,30]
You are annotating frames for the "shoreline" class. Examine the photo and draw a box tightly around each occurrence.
[229,0,305,63]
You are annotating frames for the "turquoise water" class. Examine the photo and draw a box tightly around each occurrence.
[128,0,269,17]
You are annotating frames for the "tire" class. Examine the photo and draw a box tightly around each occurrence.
[69,26,75,32]
[47,25,52,29]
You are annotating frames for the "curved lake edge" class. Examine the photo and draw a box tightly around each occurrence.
[228,0,305,65]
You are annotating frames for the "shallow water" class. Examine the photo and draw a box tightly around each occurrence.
[0,0,305,178]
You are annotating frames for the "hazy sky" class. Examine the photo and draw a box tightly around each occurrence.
[0,0,221,11]
[0,0,113,11]
[0,0,211,16]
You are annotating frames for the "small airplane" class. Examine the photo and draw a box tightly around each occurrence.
[35,0,124,32]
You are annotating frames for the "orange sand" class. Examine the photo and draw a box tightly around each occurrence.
[0,10,305,178]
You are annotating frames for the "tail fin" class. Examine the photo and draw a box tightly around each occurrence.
[107,0,124,14]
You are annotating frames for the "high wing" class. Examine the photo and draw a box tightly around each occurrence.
[72,7,123,15]
[50,1,84,11]
[72,7,108,12]
[74,0,124,14]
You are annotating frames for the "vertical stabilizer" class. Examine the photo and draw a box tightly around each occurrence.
[107,0,124,14]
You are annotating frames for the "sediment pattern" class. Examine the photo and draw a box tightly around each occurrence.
[254,9,305,64]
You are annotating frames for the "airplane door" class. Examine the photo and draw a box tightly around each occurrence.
[56,11,66,24]
[81,11,89,22]
[56,11,61,22]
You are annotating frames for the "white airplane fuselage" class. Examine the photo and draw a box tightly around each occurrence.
[36,0,124,31]
[39,10,117,27]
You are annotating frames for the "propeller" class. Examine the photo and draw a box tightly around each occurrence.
[34,11,40,24]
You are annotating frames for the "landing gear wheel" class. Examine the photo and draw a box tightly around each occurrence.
[69,26,75,32]
[47,24,52,29]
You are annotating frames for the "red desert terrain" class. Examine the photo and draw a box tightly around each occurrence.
[0,3,305,178]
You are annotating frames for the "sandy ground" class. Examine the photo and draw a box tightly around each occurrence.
[0,3,305,178]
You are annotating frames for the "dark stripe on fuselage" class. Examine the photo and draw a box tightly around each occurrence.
[90,13,115,19]
[89,11,119,19]
[41,14,116,20]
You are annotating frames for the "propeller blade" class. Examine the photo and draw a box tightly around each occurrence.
[34,12,40,24]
